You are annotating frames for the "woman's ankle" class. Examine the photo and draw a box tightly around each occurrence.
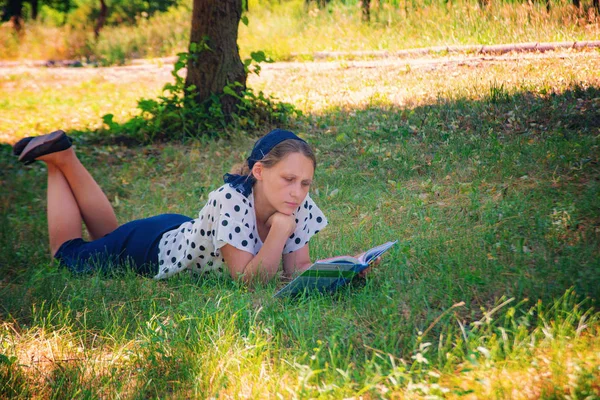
[38,147,77,168]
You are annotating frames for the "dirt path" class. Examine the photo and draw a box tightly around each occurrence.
[1,48,598,89]
[265,49,599,71]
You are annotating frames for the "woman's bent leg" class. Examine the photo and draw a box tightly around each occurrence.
[39,148,118,241]
[47,163,83,256]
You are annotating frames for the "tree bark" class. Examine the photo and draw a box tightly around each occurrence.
[185,0,247,117]
[61,0,71,24]
[362,0,371,22]
[30,0,38,20]
[6,0,24,31]
[304,0,330,9]
[94,0,108,39]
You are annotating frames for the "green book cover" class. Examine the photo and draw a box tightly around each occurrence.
[274,241,397,298]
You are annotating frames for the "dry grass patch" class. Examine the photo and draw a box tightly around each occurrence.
[442,329,600,399]
[0,322,139,397]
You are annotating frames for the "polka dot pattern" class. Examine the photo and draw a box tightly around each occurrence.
[283,196,328,254]
[154,184,327,280]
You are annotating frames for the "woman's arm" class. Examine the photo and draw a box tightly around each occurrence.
[282,244,312,277]
[221,213,296,284]
[283,248,379,278]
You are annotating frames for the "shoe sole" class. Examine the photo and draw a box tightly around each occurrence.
[18,130,68,162]
[12,137,34,156]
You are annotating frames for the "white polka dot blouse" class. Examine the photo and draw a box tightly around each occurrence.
[154,184,328,280]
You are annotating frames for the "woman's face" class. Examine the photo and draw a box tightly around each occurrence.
[254,152,315,216]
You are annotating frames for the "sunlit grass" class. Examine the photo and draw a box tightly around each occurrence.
[0,64,168,142]
[239,0,600,60]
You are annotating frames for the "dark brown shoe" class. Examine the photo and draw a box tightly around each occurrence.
[18,130,73,164]
[12,137,34,156]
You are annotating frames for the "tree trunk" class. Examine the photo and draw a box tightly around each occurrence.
[362,0,371,22]
[6,0,24,31]
[304,0,330,10]
[185,0,247,117]
[94,0,108,39]
[62,0,71,25]
[30,0,38,20]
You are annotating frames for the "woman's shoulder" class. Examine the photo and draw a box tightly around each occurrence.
[205,184,253,215]
[209,183,249,202]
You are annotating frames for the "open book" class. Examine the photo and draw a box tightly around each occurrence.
[274,241,397,298]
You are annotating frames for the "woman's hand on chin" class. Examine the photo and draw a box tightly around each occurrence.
[266,212,297,236]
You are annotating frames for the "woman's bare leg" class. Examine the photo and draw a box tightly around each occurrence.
[39,147,119,241]
[46,163,82,256]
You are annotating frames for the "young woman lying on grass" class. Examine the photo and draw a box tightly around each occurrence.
[13,129,331,284]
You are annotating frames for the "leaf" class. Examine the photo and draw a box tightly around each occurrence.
[102,113,115,126]
[223,86,242,100]
[335,133,348,142]
[163,83,178,93]
[241,15,249,26]
[137,99,159,113]
[174,61,186,72]
[250,51,270,63]
[0,353,17,366]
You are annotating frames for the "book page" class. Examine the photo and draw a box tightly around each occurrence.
[357,241,398,264]
[316,255,360,264]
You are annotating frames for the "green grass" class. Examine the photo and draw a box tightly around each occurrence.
[1,54,599,397]
[1,0,599,63]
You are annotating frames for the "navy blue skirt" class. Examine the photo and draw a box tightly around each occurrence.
[54,214,192,276]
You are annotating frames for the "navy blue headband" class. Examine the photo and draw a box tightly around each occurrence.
[223,129,308,197]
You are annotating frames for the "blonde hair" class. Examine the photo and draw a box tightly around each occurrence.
[229,139,316,176]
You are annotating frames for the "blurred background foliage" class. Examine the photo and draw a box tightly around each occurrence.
[2,0,597,29]
[0,0,598,64]
[1,0,180,27]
